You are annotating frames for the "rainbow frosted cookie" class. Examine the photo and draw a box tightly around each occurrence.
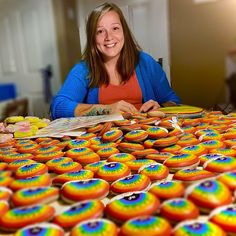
[119,124,142,133]
[35,137,54,143]
[0,147,17,154]
[107,153,135,163]
[89,137,102,145]
[138,117,160,125]
[224,138,236,147]
[172,220,226,236]
[8,159,36,172]
[0,204,55,232]
[118,142,144,153]
[146,126,168,139]
[125,158,156,172]
[105,191,159,222]
[199,153,223,165]
[102,130,123,142]
[131,148,158,158]
[209,204,236,235]
[164,153,200,173]
[2,153,34,163]
[159,144,182,154]
[124,130,148,142]
[180,144,207,156]
[113,119,132,127]
[217,171,236,191]
[209,147,236,157]
[154,136,179,148]
[160,198,199,223]
[87,123,104,133]
[11,186,59,207]
[198,131,223,142]
[98,122,113,137]
[120,215,171,236]
[84,161,107,173]
[14,223,64,236]
[17,143,40,154]
[200,140,225,150]
[182,118,201,127]
[143,139,156,148]
[149,180,185,200]
[110,174,151,194]
[61,178,110,203]
[0,187,12,201]
[15,163,48,179]
[9,174,51,191]
[53,199,104,229]
[146,152,174,163]
[46,157,73,171]
[173,168,215,183]
[39,139,60,147]
[95,162,130,182]
[96,147,120,159]
[203,155,236,173]
[14,139,35,148]
[70,218,118,236]
[53,161,82,175]
[78,132,96,140]
[90,142,117,151]
[65,147,92,159]
[34,151,65,162]
[186,179,232,213]
[67,139,91,149]
[138,163,169,181]
[73,151,100,166]
[34,145,61,154]
[52,170,94,186]
[56,140,71,149]
[0,175,12,187]
[0,201,9,216]
[222,130,236,140]
[176,137,200,147]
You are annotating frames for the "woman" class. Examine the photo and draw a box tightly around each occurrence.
[51,2,180,119]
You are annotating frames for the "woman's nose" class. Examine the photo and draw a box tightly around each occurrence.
[104,30,113,40]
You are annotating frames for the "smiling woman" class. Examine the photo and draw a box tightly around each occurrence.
[50,2,180,119]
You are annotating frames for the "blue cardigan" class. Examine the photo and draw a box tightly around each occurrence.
[51,51,180,119]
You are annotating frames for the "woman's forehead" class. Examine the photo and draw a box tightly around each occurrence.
[97,11,121,27]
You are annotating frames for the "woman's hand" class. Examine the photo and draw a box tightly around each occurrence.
[139,99,160,113]
[108,100,138,114]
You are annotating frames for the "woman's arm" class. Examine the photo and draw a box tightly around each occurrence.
[51,63,91,119]
[74,100,137,116]
[74,104,110,116]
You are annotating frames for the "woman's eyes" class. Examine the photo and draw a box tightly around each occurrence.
[96,29,105,35]
[113,26,120,31]
[96,26,120,35]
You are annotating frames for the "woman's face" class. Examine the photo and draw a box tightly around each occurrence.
[95,10,124,63]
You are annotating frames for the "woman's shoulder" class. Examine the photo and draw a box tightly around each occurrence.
[68,60,89,78]
[139,51,157,64]
[138,51,161,70]
[71,60,88,72]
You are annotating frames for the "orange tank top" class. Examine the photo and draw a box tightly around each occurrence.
[99,72,142,110]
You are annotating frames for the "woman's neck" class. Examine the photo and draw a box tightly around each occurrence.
[104,59,121,86]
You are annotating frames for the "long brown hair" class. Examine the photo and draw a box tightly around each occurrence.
[82,2,141,87]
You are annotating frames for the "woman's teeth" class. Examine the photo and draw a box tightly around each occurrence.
[106,43,115,48]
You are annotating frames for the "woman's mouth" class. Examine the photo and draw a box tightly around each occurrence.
[105,43,116,48]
